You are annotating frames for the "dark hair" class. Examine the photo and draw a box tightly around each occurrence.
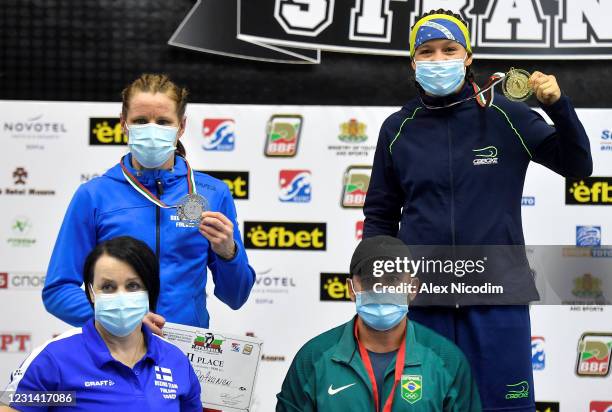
[121,73,188,158]
[411,9,475,82]
[83,236,160,312]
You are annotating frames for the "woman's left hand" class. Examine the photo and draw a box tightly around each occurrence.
[199,211,237,259]
[529,71,561,106]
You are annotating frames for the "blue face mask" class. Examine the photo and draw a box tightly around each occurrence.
[127,124,178,168]
[415,56,467,97]
[356,293,408,331]
[91,287,149,337]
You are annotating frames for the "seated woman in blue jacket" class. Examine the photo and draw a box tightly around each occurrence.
[1,236,201,411]
[43,73,255,333]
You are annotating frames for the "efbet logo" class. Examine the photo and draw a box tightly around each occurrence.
[341,166,371,208]
[202,119,235,151]
[320,273,350,302]
[531,336,545,371]
[199,170,249,200]
[576,225,602,246]
[355,221,364,240]
[401,375,422,404]
[590,401,612,412]
[339,119,367,143]
[535,402,559,412]
[279,170,311,203]
[89,118,127,145]
[505,381,529,400]
[244,222,326,250]
[566,177,612,205]
[472,146,499,166]
[576,333,612,377]
[0,273,7,289]
[264,114,302,157]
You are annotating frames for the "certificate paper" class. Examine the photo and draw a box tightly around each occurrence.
[163,322,263,411]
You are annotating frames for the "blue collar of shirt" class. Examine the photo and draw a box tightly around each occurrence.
[83,319,161,368]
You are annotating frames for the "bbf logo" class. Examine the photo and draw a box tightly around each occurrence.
[341,166,371,208]
[264,115,303,157]
[0,334,31,352]
[576,332,612,377]
[202,119,236,151]
[244,221,326,250]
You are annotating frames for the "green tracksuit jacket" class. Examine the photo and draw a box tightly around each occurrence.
[277,317,482,411]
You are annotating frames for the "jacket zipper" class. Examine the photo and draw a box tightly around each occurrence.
[155,178,163,259]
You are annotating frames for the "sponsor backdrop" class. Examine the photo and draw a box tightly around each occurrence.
[1,100,611,411]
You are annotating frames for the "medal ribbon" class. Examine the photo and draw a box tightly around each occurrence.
[419,72,506,110]
[120,155,197,208]
[354,321,407,412]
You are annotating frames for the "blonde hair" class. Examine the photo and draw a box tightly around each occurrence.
[121,74,189,156]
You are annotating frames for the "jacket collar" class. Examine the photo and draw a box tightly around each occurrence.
[83,319,160,369]
[104,153,188,187]
[331,316,423,368]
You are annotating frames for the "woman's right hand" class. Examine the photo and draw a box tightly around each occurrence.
[143,312,166,336]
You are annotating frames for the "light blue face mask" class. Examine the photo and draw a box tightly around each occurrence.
[91,287,149,337]
[350,280,409,332]
[415,56,467,97]
[127,123,178,168]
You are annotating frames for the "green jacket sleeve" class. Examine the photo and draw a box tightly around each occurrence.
[276,347,317,412]
[444,356,482,412]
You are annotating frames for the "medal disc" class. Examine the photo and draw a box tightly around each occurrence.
[177,194,208,226]
[502,68,533,101]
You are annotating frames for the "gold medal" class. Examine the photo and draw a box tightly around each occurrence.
[502,68,533,101]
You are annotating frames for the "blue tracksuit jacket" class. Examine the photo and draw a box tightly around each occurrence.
[364,83,593,244]
[43,154,255,328]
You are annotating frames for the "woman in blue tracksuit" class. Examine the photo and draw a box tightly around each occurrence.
[363,10,592,412]
[3,237,201,411]
[43,73,255,333]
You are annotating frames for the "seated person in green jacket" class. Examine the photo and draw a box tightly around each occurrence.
[276,235,482,411]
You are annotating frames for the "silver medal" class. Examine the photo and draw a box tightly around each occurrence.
[177,194,208,227]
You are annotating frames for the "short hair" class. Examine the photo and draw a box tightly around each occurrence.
[83,236,160,312]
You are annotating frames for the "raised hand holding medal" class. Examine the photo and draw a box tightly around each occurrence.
[501,68,561,105]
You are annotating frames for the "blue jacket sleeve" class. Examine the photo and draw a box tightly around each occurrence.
[533,95,593,177]
[363,113,406,239]
[208,185,255,310]
[180,354,202,411]
[43,185,96,326]
[4,348,60,412]
[494,95,593,178]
